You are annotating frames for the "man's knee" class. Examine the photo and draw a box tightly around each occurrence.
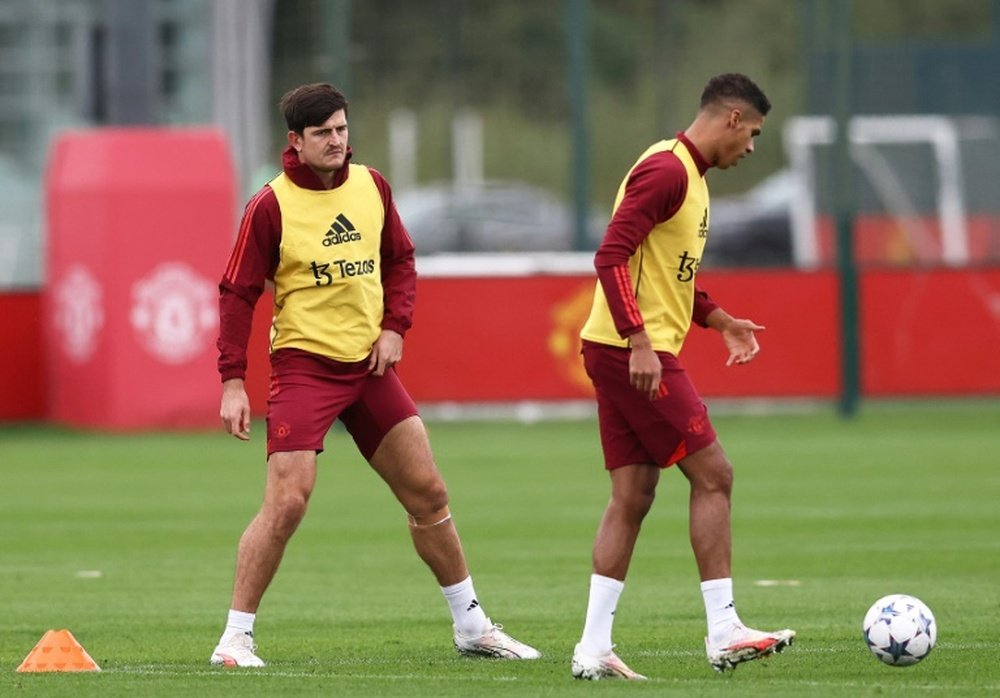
[607,486,656,528]
[611,479,655,514]
[408,472,449,512]
[375,436,450,512]
[262,453,316,537]
[609,464,659,519]
[681,443,734,494]
[266,489,310,538]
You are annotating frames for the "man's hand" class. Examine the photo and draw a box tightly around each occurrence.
[705,308,765,366]
[220,378,251,440]
[720,317,765,366]
[369,329,404,376]
[628,331,663,400]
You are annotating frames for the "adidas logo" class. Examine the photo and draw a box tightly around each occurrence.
[323,213,362,246]
[466,599,480,612]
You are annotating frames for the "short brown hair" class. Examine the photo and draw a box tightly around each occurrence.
[279,83,349,133]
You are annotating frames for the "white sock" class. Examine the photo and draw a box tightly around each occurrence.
[441,576,489,637]
[578,574,624,657]
[221,609,255,641]
[701,578,741,645]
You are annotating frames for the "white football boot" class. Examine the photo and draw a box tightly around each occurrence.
[453,620,541,659]
[571,644,647,680]
[210,631,266,668]
[706,624,795,672]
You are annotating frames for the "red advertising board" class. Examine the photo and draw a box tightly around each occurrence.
[228,262,996,413]
[43,128,235,428]
[2,262,996,422]
[0,293,46,420]
[861,268,1000,395]
[395,268,841,402]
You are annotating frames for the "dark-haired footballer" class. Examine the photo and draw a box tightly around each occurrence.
[571,74,794,679]
[211,83,539,667]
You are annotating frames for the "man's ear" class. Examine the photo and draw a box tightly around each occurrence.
[287,130,302,151]
[728,108,743,129]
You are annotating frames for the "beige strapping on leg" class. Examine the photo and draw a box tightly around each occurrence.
[407,505,452,528]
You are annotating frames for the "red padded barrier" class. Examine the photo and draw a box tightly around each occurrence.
[2,264,995,422]
[392,270,841,402]
[0,292,45,419]
[43,128,235,428]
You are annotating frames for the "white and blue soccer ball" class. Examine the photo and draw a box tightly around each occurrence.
[862,594,937,666]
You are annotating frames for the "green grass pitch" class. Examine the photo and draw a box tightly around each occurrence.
[2,399,998,696]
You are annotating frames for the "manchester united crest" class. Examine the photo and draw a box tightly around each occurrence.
[52,264,105,364]
[130,263,217,364]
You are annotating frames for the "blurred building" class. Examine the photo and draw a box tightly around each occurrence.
[0,0,271,288]
[1,0,999,291]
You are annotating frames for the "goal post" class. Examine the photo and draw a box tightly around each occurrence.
[783,114,978,268]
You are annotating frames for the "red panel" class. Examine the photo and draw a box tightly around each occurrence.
[222,266,1000,414]
[861,268,1000,395]
[399,276,599,400]
[394,269,840,402]
[0,293,45,419]
[683,270,840,397]
[44,129,235,429]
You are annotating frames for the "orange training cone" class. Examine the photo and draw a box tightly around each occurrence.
[16,629,101,672]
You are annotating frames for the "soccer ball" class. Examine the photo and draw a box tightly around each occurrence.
[862,594,937,666]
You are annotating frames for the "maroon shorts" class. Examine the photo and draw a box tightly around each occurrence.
[582,341,717,470]
[266,348,419,460]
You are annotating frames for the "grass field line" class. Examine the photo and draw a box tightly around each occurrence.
[95,640,993,676]
[108,665,525,681]
[99,666,999,691]
[632,641,994,657]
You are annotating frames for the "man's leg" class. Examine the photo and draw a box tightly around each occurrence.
[211,450,317,667]
[677,441,795,671]
[677,441,739,644]
[231,450,318,611]
[368,415,539,659]
[368,415,467,586]
[676,440,733,582]
[592,464,660,580]
[572,463,658,680]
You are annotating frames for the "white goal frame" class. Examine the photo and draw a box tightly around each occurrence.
[782,114,989,268]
